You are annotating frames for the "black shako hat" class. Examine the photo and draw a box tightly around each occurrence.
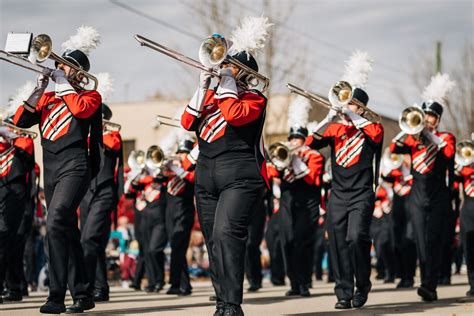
[55,49,90,72]
[176,139,194,154]
[288,125,308,140]
[352,87,369,106]
[421,100,443,118]
[230,51,258,72]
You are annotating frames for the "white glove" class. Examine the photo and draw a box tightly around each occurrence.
[24,71,50,111]
[421,128,442,146]
[53,69,76,97]
[291,155,310,179]
[215,68,238,99]
[342,108,370,128]
[272,182,281,199]
[327,109,339,122]
[188,146,199,164]
[199,70,212,89]
[166,160,186,178]
[0,126,18,140]
[393,131,407,146]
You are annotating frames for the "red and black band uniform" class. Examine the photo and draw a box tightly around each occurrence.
[165,153,196,293]
[267,146,324,292]
[181,85,268,305]
[457,164,474,293]
[0,136,35,297]
[382,167,417,285]
[13,87,103,303]
[389,131,455,292]
[129,175,167,291]
[307,119,383,301]
[80,130,123,297]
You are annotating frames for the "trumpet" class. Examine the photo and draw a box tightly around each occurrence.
[1,33,98,90]
[103,120,121,132]
[455,140,473,167]
[399,106,425,135]
[382,148,403,172]
[0,116,37,139]
[287,81,381,123]
[153,115,181,129]
[135,34,269,92]
[268,141,301,171]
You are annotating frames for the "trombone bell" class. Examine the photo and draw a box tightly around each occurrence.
[455,141,474,167]
[399,106,425,135]
[329,81,353,107]
[199,34,228,68]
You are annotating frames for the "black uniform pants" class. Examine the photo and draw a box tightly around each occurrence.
[245,199,266,288]
[392,194,417,281]
[279,189,319,290]
[195,153,265,305]
[0,182,26,294]
[373,215,396,280]
[166,193,194,290]
[409,191,449,292]
[6,200,33,294]
[143,197,167,289]
[265,212,285,285]
[440,208,457,280]
[326,191,374,301]
[43,148,90,303]
[80,184,115,295]
[460,198,474,291]
[132,209,145,287]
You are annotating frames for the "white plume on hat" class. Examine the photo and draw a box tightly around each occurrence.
[5,81,36,117]
[287,95,311,129]
[341,50,374,89]
[94,72,114,101]
[61,26,101,55]
[421,73,456,106]
[230,15,273,58]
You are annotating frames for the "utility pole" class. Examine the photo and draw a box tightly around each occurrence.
[435,41,442,74]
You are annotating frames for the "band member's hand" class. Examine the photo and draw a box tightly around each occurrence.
[0,126,18,140]
[393,131,408,146]
[218,68,234,78]
[327,109,339,121]
[51,69,67,83]
[199,71,212,89]
[291,155,310,179]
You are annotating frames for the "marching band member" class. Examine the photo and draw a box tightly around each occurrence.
[79,103,123,302]
[128,148,168,293]
[13,27,103,313]
[181,16,271,316]
[0,127,34,304]
[382,155,417,288]
[268,125,324,297]
[165,139,198,296]
[390,73,456,302]
[455,139,474,296]
[306,52,383,309]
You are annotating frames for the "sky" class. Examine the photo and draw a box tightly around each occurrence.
[0,0,472,120]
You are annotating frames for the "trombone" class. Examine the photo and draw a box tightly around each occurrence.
[399,106,425,135]
[382,148,403,172]
[455,140,473,167]
[153,115,181,129]
[134,34,269,92]
[287,81,381,123]
[0,116,37,139]
[103,120,121,132]
[268,141,301,171]
[1,33,98,90]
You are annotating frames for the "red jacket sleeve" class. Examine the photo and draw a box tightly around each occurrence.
[103,131,122,152]
[306,124,337,150]
[62,90,102,119]
[181,90,215,131]
[302,151,324,186]
[361,123,383,144]
[266,164,280,180]
[215,91,266,127]
[13,137,34,156]
[184,171,195,183]
[440,133,455,159]
[390,134,415,154]
[182,154,196,171]
[13,92,55,128]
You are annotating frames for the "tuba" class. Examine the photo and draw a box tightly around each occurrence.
[124,150,146,193]
[399,106,425,135]
[455,140,473,167]
[1,33,98,90]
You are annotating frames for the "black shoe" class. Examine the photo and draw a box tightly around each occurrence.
[384,277,395,284]
[353,284,371,308]
[2,291,23,302]
[22,287,29,297]
[145,286,155,293]
[271,279,285,286]
[299,285,310,297]
[39,301,66,314]
[0,296,2,304]
[223,303,244,316]
[466,290,474,297]
[65,298,95,313]
[247,285,261,292]
[417,287,437,302]
[335,299,352,309]
[213,301,225,316]
[154,283,164,292]
[396,279,412,288]
[178,288,192,296]
[438,277,451,285]
[375,273,385,280]
[166,287,182,295]
[93,291,109,302]
[327,277,335,283]
[209,295,217,301]
[285,288,300,296]
[129,283,141,291]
